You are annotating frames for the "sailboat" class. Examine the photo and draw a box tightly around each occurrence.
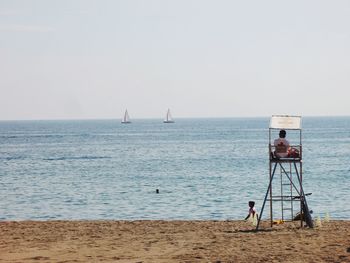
[121,109,131,124]
[163,109,174,123]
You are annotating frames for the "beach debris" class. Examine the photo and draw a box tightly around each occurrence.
[324,212,330,222]
[315,216,322,228]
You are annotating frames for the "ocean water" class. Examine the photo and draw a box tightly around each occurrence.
[0,117,349,221]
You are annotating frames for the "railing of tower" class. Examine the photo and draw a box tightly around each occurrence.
[269,145,302,162]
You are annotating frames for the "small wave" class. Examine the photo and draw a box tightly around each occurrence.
[0,134,91,139]
[44,156,111,161]
[0,156,25,161]
[0,134,64,139]
[0,135,18,139]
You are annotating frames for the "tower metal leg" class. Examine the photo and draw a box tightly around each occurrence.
[293,162,313,228]
[256,162,278,231]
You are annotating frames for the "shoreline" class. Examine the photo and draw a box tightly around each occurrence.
[1,220,349,262]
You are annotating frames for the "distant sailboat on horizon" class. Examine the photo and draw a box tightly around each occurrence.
[121,109,131,124]
[163,109,174,123]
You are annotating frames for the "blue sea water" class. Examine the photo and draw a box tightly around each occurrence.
[0,117,349,220]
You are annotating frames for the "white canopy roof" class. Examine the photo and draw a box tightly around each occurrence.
[269,115,302,130]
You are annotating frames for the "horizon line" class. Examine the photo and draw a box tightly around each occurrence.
[1,114,350,122]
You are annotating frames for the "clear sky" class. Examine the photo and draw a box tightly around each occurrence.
[1,0,350,120]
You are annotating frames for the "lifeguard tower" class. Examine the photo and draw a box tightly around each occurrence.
[256,115,313,230]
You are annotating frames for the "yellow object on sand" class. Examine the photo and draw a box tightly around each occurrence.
[273,219,284,225]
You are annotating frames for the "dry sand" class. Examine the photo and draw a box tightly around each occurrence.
[0,220,349,262]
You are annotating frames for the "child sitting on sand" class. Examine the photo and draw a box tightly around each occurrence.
[245,201,258,220]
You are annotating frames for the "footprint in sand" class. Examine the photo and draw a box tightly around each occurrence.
[29,256,50,260]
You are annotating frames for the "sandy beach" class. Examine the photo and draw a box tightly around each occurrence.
[0,220,349,262]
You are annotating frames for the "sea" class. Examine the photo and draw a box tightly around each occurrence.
[0,117,349,221]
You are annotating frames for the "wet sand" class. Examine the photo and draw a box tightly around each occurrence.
[0,220,349,262]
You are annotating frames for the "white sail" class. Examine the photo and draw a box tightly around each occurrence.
[121,109,131,124]
[164,109,174,123]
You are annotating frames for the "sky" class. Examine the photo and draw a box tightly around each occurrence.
[0,0,350,120]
